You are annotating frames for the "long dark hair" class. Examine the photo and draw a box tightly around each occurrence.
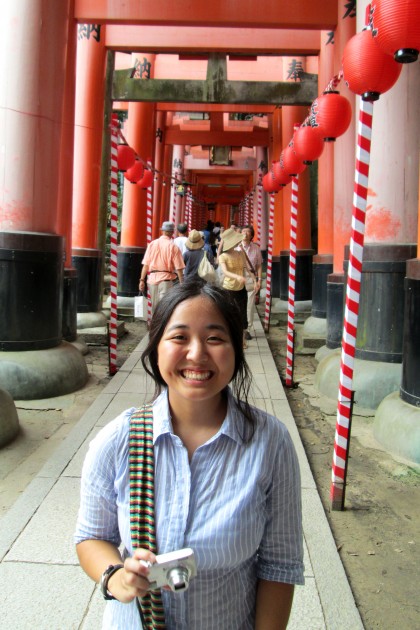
[141,278,256,440]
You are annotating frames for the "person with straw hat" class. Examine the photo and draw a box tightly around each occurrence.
[183,229,213,279]
[218,228,255,349]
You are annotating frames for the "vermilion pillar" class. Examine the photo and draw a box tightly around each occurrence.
[311,30,335,320]
[152,110,167,237]
[353,0,420,411]
[279,56,313,303]
[57,6,78,341]
[159,143,174,232]
[269,108,283,298]
[118,53,156,298]
[169,145,185,226]
[0,0,88,400]
[256,146,268,253]
[72,22,107,317]
[326,2,356,349]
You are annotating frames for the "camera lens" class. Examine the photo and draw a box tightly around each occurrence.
[166,567,190,592]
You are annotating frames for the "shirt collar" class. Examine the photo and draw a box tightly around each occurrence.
[152,388,245,445]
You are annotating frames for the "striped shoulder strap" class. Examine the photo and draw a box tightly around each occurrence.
[129,405,166,629]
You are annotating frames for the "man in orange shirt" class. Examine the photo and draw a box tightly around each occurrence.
[139,221,185,313]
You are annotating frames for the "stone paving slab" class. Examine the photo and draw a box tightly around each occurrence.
[6,477,80,565]
[0,563,94,630]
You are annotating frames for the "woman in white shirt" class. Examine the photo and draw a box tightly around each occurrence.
[75,278,304,629]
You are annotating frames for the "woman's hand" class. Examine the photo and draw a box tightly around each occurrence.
[107,548,156,603]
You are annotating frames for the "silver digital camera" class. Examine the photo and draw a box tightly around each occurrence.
[141,548,197,592]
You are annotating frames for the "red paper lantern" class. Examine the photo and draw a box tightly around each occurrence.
[137,169,154,189]
[124,160,144,183]
[262,171,281,193]
[272,159,293,186]
[342,27,402,101]
[293,125,324,164]
[281,145,306,176]
[310,91,352,142]
[370,0,420,63]
[117,144,136,172]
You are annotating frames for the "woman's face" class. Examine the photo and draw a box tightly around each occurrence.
[157,296,235,406]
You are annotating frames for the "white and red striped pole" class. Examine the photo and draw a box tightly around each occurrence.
[248,192,254,225]
[186,187,192,232]
[171,176,177,223]
[244,195,249,225]
[187,189,193,232]
[285,176,299,387]
[108,115,120,375]
[256,176,263,246]
[145,159,153,324]
[263,193,275,332]
[331,98,374,510]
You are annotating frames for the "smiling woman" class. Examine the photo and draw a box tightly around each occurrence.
[75,279,304,630]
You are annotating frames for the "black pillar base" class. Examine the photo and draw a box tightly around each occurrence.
[0,231,64,351]
[279,249,314,301]
[271,256,281,298]
[401,259,420,405]
[344,243,416,363]
[312,255,333,319]
[326,273,344,349]
[71,248,102,313]
[117,246,145,297]
[62,268,78,342]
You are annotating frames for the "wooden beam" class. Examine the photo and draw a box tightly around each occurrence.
[165,129,269,147]
[75,0,337,30]
[112,69,317,106]
[157,103,275,114]
[105,25,321,55]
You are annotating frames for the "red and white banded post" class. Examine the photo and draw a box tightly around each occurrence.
[263,193,275,332]
[244,194,250,225]
[186,187,192,232]
[285,176,299,387]
[145,159,153,324]
[171,179,177,224]
[256,179,263,246]
[108,115,120,375]
[331,98,374,510]
[248,192,254,226]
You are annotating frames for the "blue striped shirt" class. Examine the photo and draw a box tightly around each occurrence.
[74,389,304,629]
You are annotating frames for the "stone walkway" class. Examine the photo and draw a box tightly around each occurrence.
[0,316,364,629]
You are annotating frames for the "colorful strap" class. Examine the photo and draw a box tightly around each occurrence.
[129,405,166,629]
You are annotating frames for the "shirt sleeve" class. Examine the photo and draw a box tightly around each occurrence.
[74,410,133,547]
[141,243,151,267]
[257,422,305,585]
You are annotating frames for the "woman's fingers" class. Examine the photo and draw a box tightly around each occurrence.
[110,549,157,601]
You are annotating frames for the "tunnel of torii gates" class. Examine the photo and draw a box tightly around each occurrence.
[0,1,419,462]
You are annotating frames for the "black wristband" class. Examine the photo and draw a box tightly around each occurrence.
[100,564,124,600]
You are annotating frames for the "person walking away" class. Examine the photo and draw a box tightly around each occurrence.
[218,228,254,349]
[139,221,185,314]
[239,225,262,340]
[174,223,188,255]
[74,279,304,630]
[183,229,214,279]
